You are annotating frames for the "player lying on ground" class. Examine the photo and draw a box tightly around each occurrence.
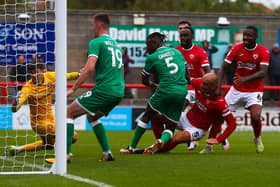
[174,27,229,151]
[5,63,79,157]
[144,73,236,154]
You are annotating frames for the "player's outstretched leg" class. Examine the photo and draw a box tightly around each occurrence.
[5,140,45,156]
[144,129,174,154]
[4,145,20,156]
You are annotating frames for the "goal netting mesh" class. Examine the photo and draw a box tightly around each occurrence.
[0,0,61,174]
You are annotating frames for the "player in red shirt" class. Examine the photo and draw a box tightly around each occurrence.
[175,27,212,150]
[145,73,236,153]
[176,27,230,152]
[217,25,270,153]
[175,28,210,79]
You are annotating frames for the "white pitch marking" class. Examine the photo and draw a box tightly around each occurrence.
[0,156,114,187]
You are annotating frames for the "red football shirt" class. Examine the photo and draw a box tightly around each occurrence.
[225,43,270,92]
[175,44,209,79]
[186,79,232,131]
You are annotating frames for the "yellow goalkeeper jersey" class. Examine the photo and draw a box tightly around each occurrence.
[17,72,79,125]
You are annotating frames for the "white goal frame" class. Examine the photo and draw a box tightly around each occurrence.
[0,0,67,175]
[53,0,67,175]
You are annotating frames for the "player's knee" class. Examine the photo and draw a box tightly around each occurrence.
[87,112,103,123]
[251,112,261,122]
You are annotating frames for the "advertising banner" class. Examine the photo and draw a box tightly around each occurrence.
[4,105,279,131]
[12,105,86,130]
[0,22,55,65]
[0,105,13,130]
[86,107,132,131]
[233,107,280,131]
[110,25,262,68]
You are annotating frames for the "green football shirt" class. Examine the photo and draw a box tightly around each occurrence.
[88,34,124,97]
[143,46,188,122]
[144,46,188,87]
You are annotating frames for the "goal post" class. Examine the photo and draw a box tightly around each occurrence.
[54,0,67,175]
[0,0,67,175]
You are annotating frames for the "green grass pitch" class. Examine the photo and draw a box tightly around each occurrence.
[0,130,280,187]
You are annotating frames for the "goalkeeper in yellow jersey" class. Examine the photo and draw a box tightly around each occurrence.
[5,63,79,156]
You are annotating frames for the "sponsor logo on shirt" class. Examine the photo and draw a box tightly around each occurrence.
[237,61,256,70]
[196,100,207,112]
[158,51,175,59]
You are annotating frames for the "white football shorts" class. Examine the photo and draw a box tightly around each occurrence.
[225,86,263,112]
[177,111,206,141]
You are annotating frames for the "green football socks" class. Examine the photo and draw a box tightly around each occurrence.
[160,130,172,144]
[130,125,146,148]
[93,123,110,151]
[67,122,74,154]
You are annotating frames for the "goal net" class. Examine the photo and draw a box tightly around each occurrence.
[0,0,67,175]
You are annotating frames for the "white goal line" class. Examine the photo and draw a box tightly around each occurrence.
[0,156,114,187]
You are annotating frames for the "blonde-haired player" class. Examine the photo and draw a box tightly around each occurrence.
[5,63,79,156]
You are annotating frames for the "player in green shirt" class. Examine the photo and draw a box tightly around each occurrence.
[51,13,124,163]
[121,32,188,154]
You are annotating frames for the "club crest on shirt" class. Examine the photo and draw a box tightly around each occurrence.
[189,54,195,59]
[253,54,258,59]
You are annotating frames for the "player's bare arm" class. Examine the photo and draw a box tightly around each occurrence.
[216,62,230,94]
[185,64,191,83]
[203,65,211,74]
[67,56,97,96]
[234,64,268,85]
[208,118,223,139]
[141,73,158,90]
[207,114,236,145]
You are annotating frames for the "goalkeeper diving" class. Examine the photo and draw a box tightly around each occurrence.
[5,62,79,156]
